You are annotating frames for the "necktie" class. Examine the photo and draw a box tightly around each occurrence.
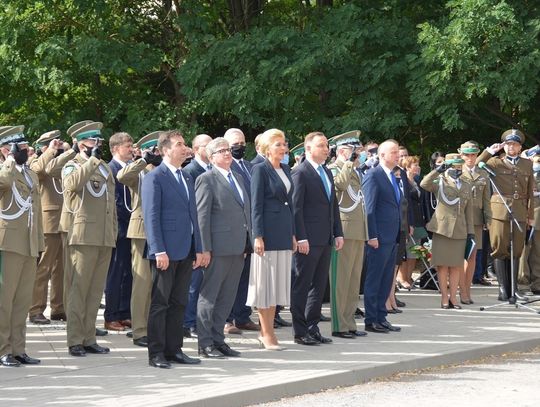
[391,172,401,203]
[227,172,244,206]
[206,164,212,171]
[22,166,33,188]
[175,169,189,201]
[317,165,331,200]
[239,160,251,180]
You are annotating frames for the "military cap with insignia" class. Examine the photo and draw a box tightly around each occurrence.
[329,130,362,148]
[67,120,94,138]
[501,129,525,144]
[34,130,61,148]
[290,142,305,157]
[458,141,480,154]
[71,122,104,142]
[444,152,465,165]
[0,125,28,146]
[135,131,161,150]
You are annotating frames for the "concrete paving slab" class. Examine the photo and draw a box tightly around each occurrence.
[1,286,539,407]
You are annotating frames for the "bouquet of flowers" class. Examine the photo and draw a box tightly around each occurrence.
[409,239,432,262]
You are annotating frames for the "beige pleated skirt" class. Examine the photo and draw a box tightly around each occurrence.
[430,233,466,267]
[246,250,292,309]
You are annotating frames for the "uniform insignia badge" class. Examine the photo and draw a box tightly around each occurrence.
[93,180,100,189]
[63,165,75,176]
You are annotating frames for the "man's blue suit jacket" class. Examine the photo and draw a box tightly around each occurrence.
[141,161,202,261]
[362,164,401,244]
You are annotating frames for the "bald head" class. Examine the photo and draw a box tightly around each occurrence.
[192,133,213,163]
[378,139,399,169]
[223,128,246,146]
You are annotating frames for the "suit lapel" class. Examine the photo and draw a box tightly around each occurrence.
[303,161,328,199]
[160,163,188,202]
[264,161,288,202]
[378,166,398,207]
[213,169,244,207]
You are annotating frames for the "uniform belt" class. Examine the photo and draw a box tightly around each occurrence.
[502,193,527,200]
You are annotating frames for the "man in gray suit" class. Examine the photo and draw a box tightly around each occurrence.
[195,137,252,358]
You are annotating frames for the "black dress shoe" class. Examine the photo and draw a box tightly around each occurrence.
[50,312,67,321]
[198,345,225,358]
[183,327,192,338]
[294,334,319,346]
[319,314,331,322]
[354,308,365,319]
[166,351,201,364]
[274,314,292,327]
[381,321,401,332]
[149,355,171,369]
[29,313,50,325]
[395,298,406,308]
[349,330,368,337]
[126,331,133,338]
[14,353,41,365]
[84,343,110,354]
[215,343,241,357]
[331,331,354,339]
[365,323,389,333]
[69,345,87,357]
[133,336,148,347]
[95,328,108,337]
[0,353,21,366]
[310,332,333,344]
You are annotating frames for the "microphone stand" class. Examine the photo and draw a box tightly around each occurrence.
[480,174,539,314]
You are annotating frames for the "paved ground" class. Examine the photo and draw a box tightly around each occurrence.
[1,285,540,407]
[252,347,540,407]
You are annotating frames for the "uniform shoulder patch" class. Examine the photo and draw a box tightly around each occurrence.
[62,164,76,177]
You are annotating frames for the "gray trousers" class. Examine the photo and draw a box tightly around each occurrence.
[197,254,244,348]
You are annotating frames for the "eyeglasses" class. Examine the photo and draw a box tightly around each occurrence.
[212,148,232,155]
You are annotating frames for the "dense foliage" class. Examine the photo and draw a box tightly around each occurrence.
[1,0,540,158]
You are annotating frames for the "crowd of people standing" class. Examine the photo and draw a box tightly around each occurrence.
[0,122,539,369]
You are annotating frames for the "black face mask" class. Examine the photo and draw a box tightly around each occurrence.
[14,149,29,165]
[230,144,246,160]
[84,145,94,157]
[447,168,462,179]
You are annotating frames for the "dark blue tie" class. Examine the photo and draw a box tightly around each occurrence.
[227,172,244,206]
[175,169,189,201]
[391,172,401,203]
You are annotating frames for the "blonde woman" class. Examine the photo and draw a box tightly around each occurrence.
[247,129,296,350]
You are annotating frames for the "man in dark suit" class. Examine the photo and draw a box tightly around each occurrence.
[196,137,251,358]
[251,133,265,165]
[362,139,402,334]
[223,128,259,333]
[291,131,344,346]
[141,130,206,369]
[104,132,134,332]
[182,133,213,338]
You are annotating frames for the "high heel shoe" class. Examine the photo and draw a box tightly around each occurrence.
[396,280,411,290]
[449,300,462,309]
[258,336,284,351]
[460,298,474,305]
[441,303,450,309]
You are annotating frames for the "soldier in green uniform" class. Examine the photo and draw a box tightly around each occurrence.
[0,126,44,366]
[421,153,475,309]
[519,154,540,294]
[477,129,535,301]
[28,130,68,325]
[117,131,162,347]
[327,133,368,338]
[62,122,117,356]
[459,141,492,304]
